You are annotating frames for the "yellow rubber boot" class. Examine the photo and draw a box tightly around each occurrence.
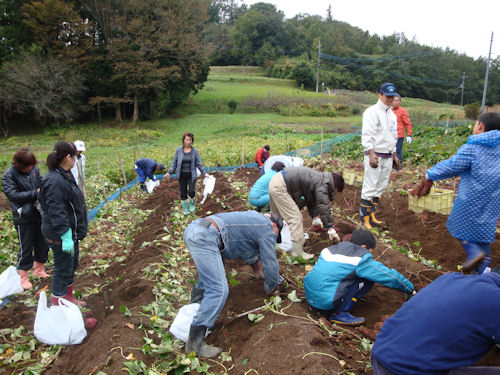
[359,199,373,229]
[369,197,383,225]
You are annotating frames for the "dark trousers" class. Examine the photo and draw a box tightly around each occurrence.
[179,172,196,200]
[50,240,79,297]
[16,223,49,271]
[396,137,404,163]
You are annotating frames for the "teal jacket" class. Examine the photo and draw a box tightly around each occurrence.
[249,170,278,200]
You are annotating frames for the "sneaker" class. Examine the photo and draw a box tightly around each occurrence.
[329,312,365,326]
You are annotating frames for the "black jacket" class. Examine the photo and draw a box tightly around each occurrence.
[284,166,335,227]
[39,166,88,241]
[1,164,43,225]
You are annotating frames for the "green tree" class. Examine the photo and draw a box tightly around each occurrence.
[0,0,33,64]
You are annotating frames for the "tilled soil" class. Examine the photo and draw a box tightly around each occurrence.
[1,164,499,374]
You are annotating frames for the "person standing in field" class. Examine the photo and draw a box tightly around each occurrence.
[165,132,208,214]
[2,148,50,290]
[412,111,500,274]
[39,141,88,306]
[359,83,400,229]
[392,95,412,170]
[255,145,270,174]
[71,140,87,199]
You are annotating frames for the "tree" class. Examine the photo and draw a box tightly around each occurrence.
[0,0,33,65]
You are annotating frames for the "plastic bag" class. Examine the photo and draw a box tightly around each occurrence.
[169,303,200,342]
[34,291,87,345]
[0,266,24,299]
[200,175,216,205]
[145,179,160,194]
[276,221,292,252]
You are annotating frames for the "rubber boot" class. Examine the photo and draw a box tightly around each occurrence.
[359,199,373,229]
[33,261,50,278]
[52,284,87,307]
[291,242,314,260]
[17,270,33,290]
[181,200,189,215]
[189,197,196,213]
[369,197,383,225]
[190,286,204,304]
[462,241,486,273]
[185,325,221,358]
[140,183,147,192]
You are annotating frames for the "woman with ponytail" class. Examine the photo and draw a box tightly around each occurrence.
[39,141,88,306]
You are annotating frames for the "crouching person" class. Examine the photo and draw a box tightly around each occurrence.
[304,229,414,326]
[183,211,284,358]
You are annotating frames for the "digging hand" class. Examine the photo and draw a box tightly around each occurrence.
[411,178,433,197]
[327,227,340,242]
[367,149,378,168]
[392,152,401,170]
[311,217,324,232]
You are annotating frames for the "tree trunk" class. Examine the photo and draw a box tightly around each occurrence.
[97,102,102,121]
[115,103,122,122]
[0,109,8,137]
[133,92,139,122]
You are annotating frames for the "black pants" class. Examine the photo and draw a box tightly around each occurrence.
[179,172,196,200]
[50,240,79,297]
[16,223,49,271]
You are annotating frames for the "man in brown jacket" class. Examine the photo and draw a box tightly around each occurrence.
[269,166,344,259]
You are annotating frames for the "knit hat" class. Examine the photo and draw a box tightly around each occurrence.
[350,229,376,250]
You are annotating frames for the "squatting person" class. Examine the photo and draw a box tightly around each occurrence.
[249,161,285,212]
[183,211,284,358]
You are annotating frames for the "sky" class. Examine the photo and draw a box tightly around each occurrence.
[242,0,499,60]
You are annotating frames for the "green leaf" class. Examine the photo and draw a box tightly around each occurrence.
[120,305,132,317]
[241,358,249,365]
[287,290,301,303]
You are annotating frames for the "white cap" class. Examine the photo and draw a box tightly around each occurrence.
[74,140,86,152]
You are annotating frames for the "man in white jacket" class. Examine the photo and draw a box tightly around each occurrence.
[360,83,400,229]
[71,140,86,199]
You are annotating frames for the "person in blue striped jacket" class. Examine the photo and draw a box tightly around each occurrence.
[304,229,414,326]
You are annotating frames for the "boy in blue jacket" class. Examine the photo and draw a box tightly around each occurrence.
[304,229,414,326]
[412,112,500,274]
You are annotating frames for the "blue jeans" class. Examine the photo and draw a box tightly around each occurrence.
[313,279,374,316]
[396,137,404,164]
[50,240,79,297]
[184,219,228,328]
[135,166,147,183]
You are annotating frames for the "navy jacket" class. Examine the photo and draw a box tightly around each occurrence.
[167,146,206,180]
[135,158,160,181]
[372,272,500,375]
[1,164,43,225]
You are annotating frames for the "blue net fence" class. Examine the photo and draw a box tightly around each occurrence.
[88,132,360,221]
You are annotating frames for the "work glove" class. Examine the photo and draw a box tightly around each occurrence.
[328,227,340,242]
[61,228,74,256]
[367,149,378,168]
[406,136,412,145]
[392,153,401,170]
[311,217,324,232]
[411,178,433,197]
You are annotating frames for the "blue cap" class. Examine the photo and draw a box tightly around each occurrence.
[379,83,398,96]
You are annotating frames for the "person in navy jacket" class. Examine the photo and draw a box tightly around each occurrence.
[134,158,165,192]
[304,229,414,326]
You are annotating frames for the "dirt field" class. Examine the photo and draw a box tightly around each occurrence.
[1,161,499,374]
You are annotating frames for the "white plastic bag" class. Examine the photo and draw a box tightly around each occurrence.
[276,221,292,252]
[200,175,216,205]
[0,266,24,299]
[34,291,87,345]
[145,179,160,194]
[169,303,200,342]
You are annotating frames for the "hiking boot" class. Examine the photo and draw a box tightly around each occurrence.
[369,197,383,225]
[329,312,365,326]
[359,199,373,229]
[189,197,196,212]
[462,241,486,273]
[181,200,189,215]
[33,261,50,278]
[291,242,314,260]
[185,325,221,358]
[17,270,33,290]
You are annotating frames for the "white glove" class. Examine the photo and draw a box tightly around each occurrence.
[311,217,323,228]
[328,228,340,242]
[406,136,412,145]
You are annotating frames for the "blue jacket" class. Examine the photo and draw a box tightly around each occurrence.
[426,130,500,243]
[372,272,500,375]
[304,242,414,311]
[209,211,281,293]
[167,146,206,180]
[249,170,278,200]
[135,158,159,181]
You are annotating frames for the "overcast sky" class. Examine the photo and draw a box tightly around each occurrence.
[242,0,498,60]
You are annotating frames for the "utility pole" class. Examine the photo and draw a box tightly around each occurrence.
[315,39,321,93]
[481,32,494,113]
[460,72,466,106]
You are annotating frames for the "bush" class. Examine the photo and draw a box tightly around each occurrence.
[227,99,238,114]
[464,103,480,120]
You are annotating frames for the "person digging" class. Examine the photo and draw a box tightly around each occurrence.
[134,157,165,193]
[304,229,414,326]
[183,211,284,358]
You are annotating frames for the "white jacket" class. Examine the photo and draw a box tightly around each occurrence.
[361,99,398,153]
[71,154,86,190]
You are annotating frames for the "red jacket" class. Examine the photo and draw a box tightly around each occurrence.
[392,106,412,138]
[255,148,269,166]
